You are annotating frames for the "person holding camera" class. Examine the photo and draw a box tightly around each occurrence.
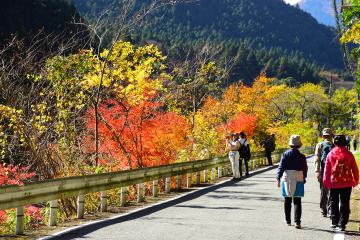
[226,132,241,180]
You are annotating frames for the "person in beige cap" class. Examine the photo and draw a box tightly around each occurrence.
[276,135,308,229]
[314,128,334,217]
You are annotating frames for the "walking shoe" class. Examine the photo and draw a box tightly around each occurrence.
[295,223,301,229]
[284,220,291,226]
[339,225,346,231]
[330,224,338,229]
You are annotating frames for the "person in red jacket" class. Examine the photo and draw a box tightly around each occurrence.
[323,135,359,231]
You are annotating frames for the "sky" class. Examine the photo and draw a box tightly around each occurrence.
[283,0,302,4]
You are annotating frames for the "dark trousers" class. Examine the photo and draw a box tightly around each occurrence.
[330,187,352,227]
[265,150,272,165]
[354,143,357,151]
[284,197,302,224]
[319,178,330,215]
[239,158,249,177]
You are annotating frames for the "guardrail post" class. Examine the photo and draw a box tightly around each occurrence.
[137,183,144,202]
[77,195,85,219]
[16,206,24,235]
[203,170,208,182]
[153,179,158,197]
[186,173,192,188]
[218,166,222,178]
[120,187,127,207]
[165,177,171,193]
[211,168,216,181]
[100,191,107,212]
[49,200,58,226]
[226,166,230,175]
[177,175,182,189]
[196,172,201,185]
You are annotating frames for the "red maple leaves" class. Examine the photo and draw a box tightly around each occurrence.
[83,98,191,170]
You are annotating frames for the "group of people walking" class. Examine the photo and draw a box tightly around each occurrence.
[226,128,359,231]
[275,129,359,231]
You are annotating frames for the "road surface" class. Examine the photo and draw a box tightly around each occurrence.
[48,156,360,240]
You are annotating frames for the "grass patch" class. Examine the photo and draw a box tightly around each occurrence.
[349,152,360,232]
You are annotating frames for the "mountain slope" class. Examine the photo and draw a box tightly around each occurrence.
[74,0,343,71]
[0,0,85,47]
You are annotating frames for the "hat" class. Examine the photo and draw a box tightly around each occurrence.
[239,131,246,137]
[322,128,333,136]
[334,135,347,147]
[230,132,237,137]
[288,135,302,147]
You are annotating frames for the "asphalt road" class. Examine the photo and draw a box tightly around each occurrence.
[50,156,360,240]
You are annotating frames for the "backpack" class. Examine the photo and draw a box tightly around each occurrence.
[239,139,250,158]
[320,141,334,173]
[267,138,276,152]
[331,157,352,184]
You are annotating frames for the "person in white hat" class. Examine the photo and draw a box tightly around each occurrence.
[276,135,308,229]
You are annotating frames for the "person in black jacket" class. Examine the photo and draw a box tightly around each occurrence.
[238,132,250,178]
[276,135,308,229]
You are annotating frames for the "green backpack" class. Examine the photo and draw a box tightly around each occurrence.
[320,141,334,173]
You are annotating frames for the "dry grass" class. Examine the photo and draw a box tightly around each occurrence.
[348,152,360,232]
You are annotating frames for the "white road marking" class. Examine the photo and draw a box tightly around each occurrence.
[333,232,345,240]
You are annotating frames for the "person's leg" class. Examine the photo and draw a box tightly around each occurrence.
[339,187,352,229]
[266,150,272,165]
[326,187,331,217]
[284,197,292,224]
[229,153,236,178]
[330,188,340,226]
[244,157,249,177]
[319,180,328,216]
[234,153,240,179]
[239,158,243,177]
[293,197,302,225]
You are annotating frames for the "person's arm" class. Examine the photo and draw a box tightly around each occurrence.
[227,140,240,151]
[322,153,332,189]
[246,139,251,157]
[276,153,286,183]
[302,154,308,183]
[350,154,359,187]
[314,143,322,179]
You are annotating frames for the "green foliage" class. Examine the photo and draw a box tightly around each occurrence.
[269,121,318,148]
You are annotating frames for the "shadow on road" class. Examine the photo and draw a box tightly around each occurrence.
[173,204,253,210]
[43,179,237,239]
[42,165,278,240]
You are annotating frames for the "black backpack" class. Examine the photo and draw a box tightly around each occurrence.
[267,138,276,152]
[239,139,250,158]
[320,141,334,173]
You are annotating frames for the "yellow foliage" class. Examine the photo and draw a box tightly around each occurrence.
[341,21,360,44]
[0,105,25,159]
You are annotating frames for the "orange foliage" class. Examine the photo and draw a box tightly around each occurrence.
[83,98,191,170]
[221,112,258,138]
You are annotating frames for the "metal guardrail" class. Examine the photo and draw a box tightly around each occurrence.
[0,146,314,235]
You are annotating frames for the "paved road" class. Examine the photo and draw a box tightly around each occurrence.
[53,156,359,240]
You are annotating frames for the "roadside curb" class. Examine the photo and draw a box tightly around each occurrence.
[38,163,279,240]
